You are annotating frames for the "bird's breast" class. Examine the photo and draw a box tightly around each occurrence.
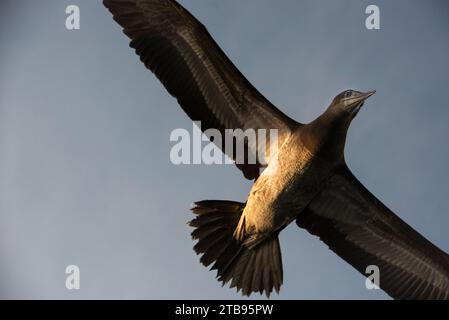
[243,138,334,234]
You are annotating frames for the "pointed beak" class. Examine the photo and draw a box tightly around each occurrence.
[346,90,376,110]
[346,90,376,116]
[362,90,376,100]
[354,90,376,104]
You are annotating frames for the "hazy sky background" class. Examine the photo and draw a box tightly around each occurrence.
[1,0,449,299]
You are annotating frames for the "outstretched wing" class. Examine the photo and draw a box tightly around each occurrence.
[103,0,298,179]
[296,166,449,299]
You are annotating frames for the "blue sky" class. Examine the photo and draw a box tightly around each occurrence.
[1,0,449,299]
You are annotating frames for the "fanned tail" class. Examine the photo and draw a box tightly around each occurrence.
[189,200,283,297]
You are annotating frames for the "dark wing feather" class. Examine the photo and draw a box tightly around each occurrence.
[103,0,298,179]
[296,166,449,299]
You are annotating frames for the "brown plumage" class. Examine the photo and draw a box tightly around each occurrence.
[189,201,282,297]
[103,0,449,299]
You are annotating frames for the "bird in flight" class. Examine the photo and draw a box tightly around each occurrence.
[103,0,449,299]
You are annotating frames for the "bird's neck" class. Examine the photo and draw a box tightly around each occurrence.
[301,109,349,163]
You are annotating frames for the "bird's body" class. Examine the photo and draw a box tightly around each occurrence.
[238,127,334,246]
[103,0,449,299]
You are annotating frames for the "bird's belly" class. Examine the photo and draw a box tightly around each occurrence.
[243,143,333,234]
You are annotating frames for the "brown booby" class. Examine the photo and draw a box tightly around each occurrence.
[103,0,449,299]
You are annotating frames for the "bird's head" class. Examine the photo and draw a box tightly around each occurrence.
[303,89,376,163]
[329,89,376,120]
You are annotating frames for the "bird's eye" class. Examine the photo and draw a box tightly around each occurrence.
[344,90,352,98]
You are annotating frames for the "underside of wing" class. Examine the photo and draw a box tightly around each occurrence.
[296,166,449,299]
[103,0,299,179]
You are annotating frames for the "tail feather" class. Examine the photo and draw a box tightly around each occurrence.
[189,200,283,297]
